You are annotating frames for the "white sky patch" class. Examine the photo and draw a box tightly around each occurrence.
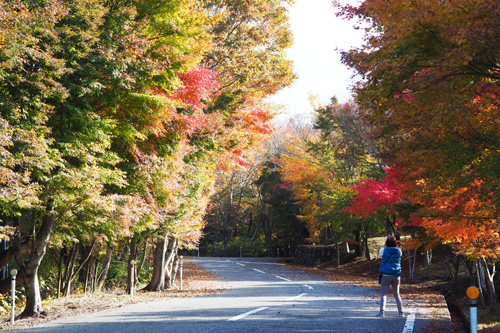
[268,0,364,124]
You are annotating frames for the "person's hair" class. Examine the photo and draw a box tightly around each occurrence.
[385,236,397,247]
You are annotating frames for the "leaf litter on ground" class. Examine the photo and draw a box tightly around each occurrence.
[0,259,227,331]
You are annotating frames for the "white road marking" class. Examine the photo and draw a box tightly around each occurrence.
[227,307,269,321]
[275,276,292,282]
[253,268,265,273]
[236,263,246,267]
[402,312,416,333]
[303,284,314,290]
[286,293,307,301]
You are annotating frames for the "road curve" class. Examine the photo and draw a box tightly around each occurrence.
[14,257,453,333]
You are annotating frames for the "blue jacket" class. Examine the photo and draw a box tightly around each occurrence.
[379,247,402,276]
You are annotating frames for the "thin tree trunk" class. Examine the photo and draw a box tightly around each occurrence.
[92,257,99,293]
[167,254,180,289]
[78,244,92,284]
[86,247,98,293]
[363,234,370,261]
[136,238,148,280]
[62,244,78,297]
[97,241,113,292]
[407,249,417,279]
[49,247,64,299]
[63,241,96,297]
[425,249,432,265]
[475,260,487,307]
[330,228,341,267]
[127,236,141,294]
[84,257,90,294]
[480,258,497,308]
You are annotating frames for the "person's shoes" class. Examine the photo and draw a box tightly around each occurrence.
[399,312,405,318]
[376,312,385,318]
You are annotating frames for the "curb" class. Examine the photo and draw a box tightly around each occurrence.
[411,293,455,332]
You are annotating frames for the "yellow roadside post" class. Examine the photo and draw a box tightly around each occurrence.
[466,286,480,333]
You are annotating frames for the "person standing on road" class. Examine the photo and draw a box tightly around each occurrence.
[376,236,404,318]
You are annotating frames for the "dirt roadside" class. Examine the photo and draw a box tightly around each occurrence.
[0,260,227,331]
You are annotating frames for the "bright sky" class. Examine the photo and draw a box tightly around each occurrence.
[269,0,364,124]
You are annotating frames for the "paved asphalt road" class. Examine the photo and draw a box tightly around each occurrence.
[15,257,453,333]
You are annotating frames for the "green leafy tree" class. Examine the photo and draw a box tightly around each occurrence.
[0,0,126,316]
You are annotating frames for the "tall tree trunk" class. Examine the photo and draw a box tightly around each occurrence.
[330,228,341,267]
[407,249,417,279]
[481,258,497,308]
[363,233,370,261]
[14,201,56,317]
[164,237,179,289]
[425,249,432,265]
[96,241,113,292]
[171,256,180,288]
[353,229,362,257]
[476,260,487,307]
[85,246,98,294]
[143,235,168,291]
[127,236,141,294]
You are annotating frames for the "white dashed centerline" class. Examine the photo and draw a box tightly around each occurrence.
[227,307,269,321]
[228,259,416,330]
[275,276,292,282]
[286,293,307,301]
